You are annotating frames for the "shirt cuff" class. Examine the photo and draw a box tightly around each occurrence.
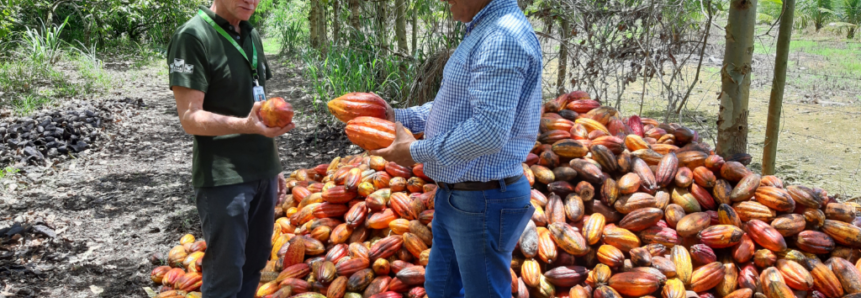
[409,140,434,164]
[394,109,411,126]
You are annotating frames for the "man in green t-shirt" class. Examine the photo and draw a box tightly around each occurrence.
[166,0,292,297]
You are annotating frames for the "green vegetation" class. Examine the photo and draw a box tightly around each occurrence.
[0,0,205,115]
[0,166,19,180]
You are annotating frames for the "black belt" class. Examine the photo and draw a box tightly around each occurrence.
[436,175,523,191]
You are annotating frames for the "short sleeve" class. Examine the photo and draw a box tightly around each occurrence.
[167,33,209,92]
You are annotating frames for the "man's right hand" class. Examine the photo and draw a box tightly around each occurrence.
[246,102,295,138]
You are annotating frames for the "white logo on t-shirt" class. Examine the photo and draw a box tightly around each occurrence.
[170,58,195,74]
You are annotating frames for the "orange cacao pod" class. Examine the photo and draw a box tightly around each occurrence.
[805,207,827,229]
[664,204,685,229]
[655,152,678,187]
[345,117,413,150]
[730,174,761,202]
[720,161,751,182]
[597,244,625,267]
[549,222,590,256]
[368,235,402,261]
[698,224,744,248]
[690,183,716,211]
[537,227,558,264]
[662,278,686,298]
[693,166,716,188]
[809,258,844,298]
[322,186,358,204]
[335,257,369,278]
[677,150,707,169]
[541,117,575,132]
[617,173,641,195]
[365,209,397,230]
[676,212,711,238]
[328,92,387,123]
[327,276,348,298]
[618,207,663,231]
[787,185,822,209]
[771,213,805,237]
[776,259,813,291]
[607,272,661,297]
[614,192,657,214]
[754,249,777,268]
[754,186,795,212]
[602,224,640,252]
[825,203,857,223]
[568,99,601,113]
[689,262,725,292]
[674,166,693,188]
[821,220,861,247]
[830,259,861,295]
[640,226,681,248]
[583,213,606,245]
[521,258,542,288]
[671,245,693,285]
[745,219,787,252]
[713,179,733,205]
[733,201,777,223]
[796,230,836,254]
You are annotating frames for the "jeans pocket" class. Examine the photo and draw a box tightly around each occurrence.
[497,205,535,252]
[447,190,486,215]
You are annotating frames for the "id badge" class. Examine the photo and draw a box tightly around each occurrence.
[253,85,266,102]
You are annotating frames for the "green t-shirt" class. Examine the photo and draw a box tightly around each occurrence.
[167,6,281,188]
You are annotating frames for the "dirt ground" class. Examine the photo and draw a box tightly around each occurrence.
[0,54,357,297]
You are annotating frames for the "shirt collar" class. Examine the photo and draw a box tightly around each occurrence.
[463,0,516,34]
[198,5,253,33]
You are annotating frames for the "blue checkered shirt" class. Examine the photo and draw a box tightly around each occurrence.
[394,0,542,183]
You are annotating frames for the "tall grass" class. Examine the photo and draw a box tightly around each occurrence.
[300,42,416,114]
[20,17,69,65]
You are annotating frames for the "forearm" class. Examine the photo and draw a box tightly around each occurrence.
[394,101,433,132]
[410,113,512,167]
[180,109,251,136]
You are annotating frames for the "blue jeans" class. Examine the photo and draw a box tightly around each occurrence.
[424,176,534,298]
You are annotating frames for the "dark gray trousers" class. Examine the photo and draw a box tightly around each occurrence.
[195,176,277,298]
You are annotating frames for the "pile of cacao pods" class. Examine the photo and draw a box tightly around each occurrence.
[148,91,861,298]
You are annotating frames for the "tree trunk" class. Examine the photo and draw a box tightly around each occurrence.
[411,12,418,55]
[309,0,319,48]
[333,0,340,45]
[375,1,387,49]
[395,0,408,54]
[349,0,360,30]
[716,0,758,158]
[762,0,795,175]
[556,18,569,95]
[317,0,328,51]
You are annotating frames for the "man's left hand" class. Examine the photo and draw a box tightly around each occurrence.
[370,122,417,168]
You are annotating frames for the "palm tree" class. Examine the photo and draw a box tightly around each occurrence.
[839,0,861,38]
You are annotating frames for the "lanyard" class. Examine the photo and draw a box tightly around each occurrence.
[197,10,258,80]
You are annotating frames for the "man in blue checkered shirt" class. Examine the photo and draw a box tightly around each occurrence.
[371,0,542,295]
